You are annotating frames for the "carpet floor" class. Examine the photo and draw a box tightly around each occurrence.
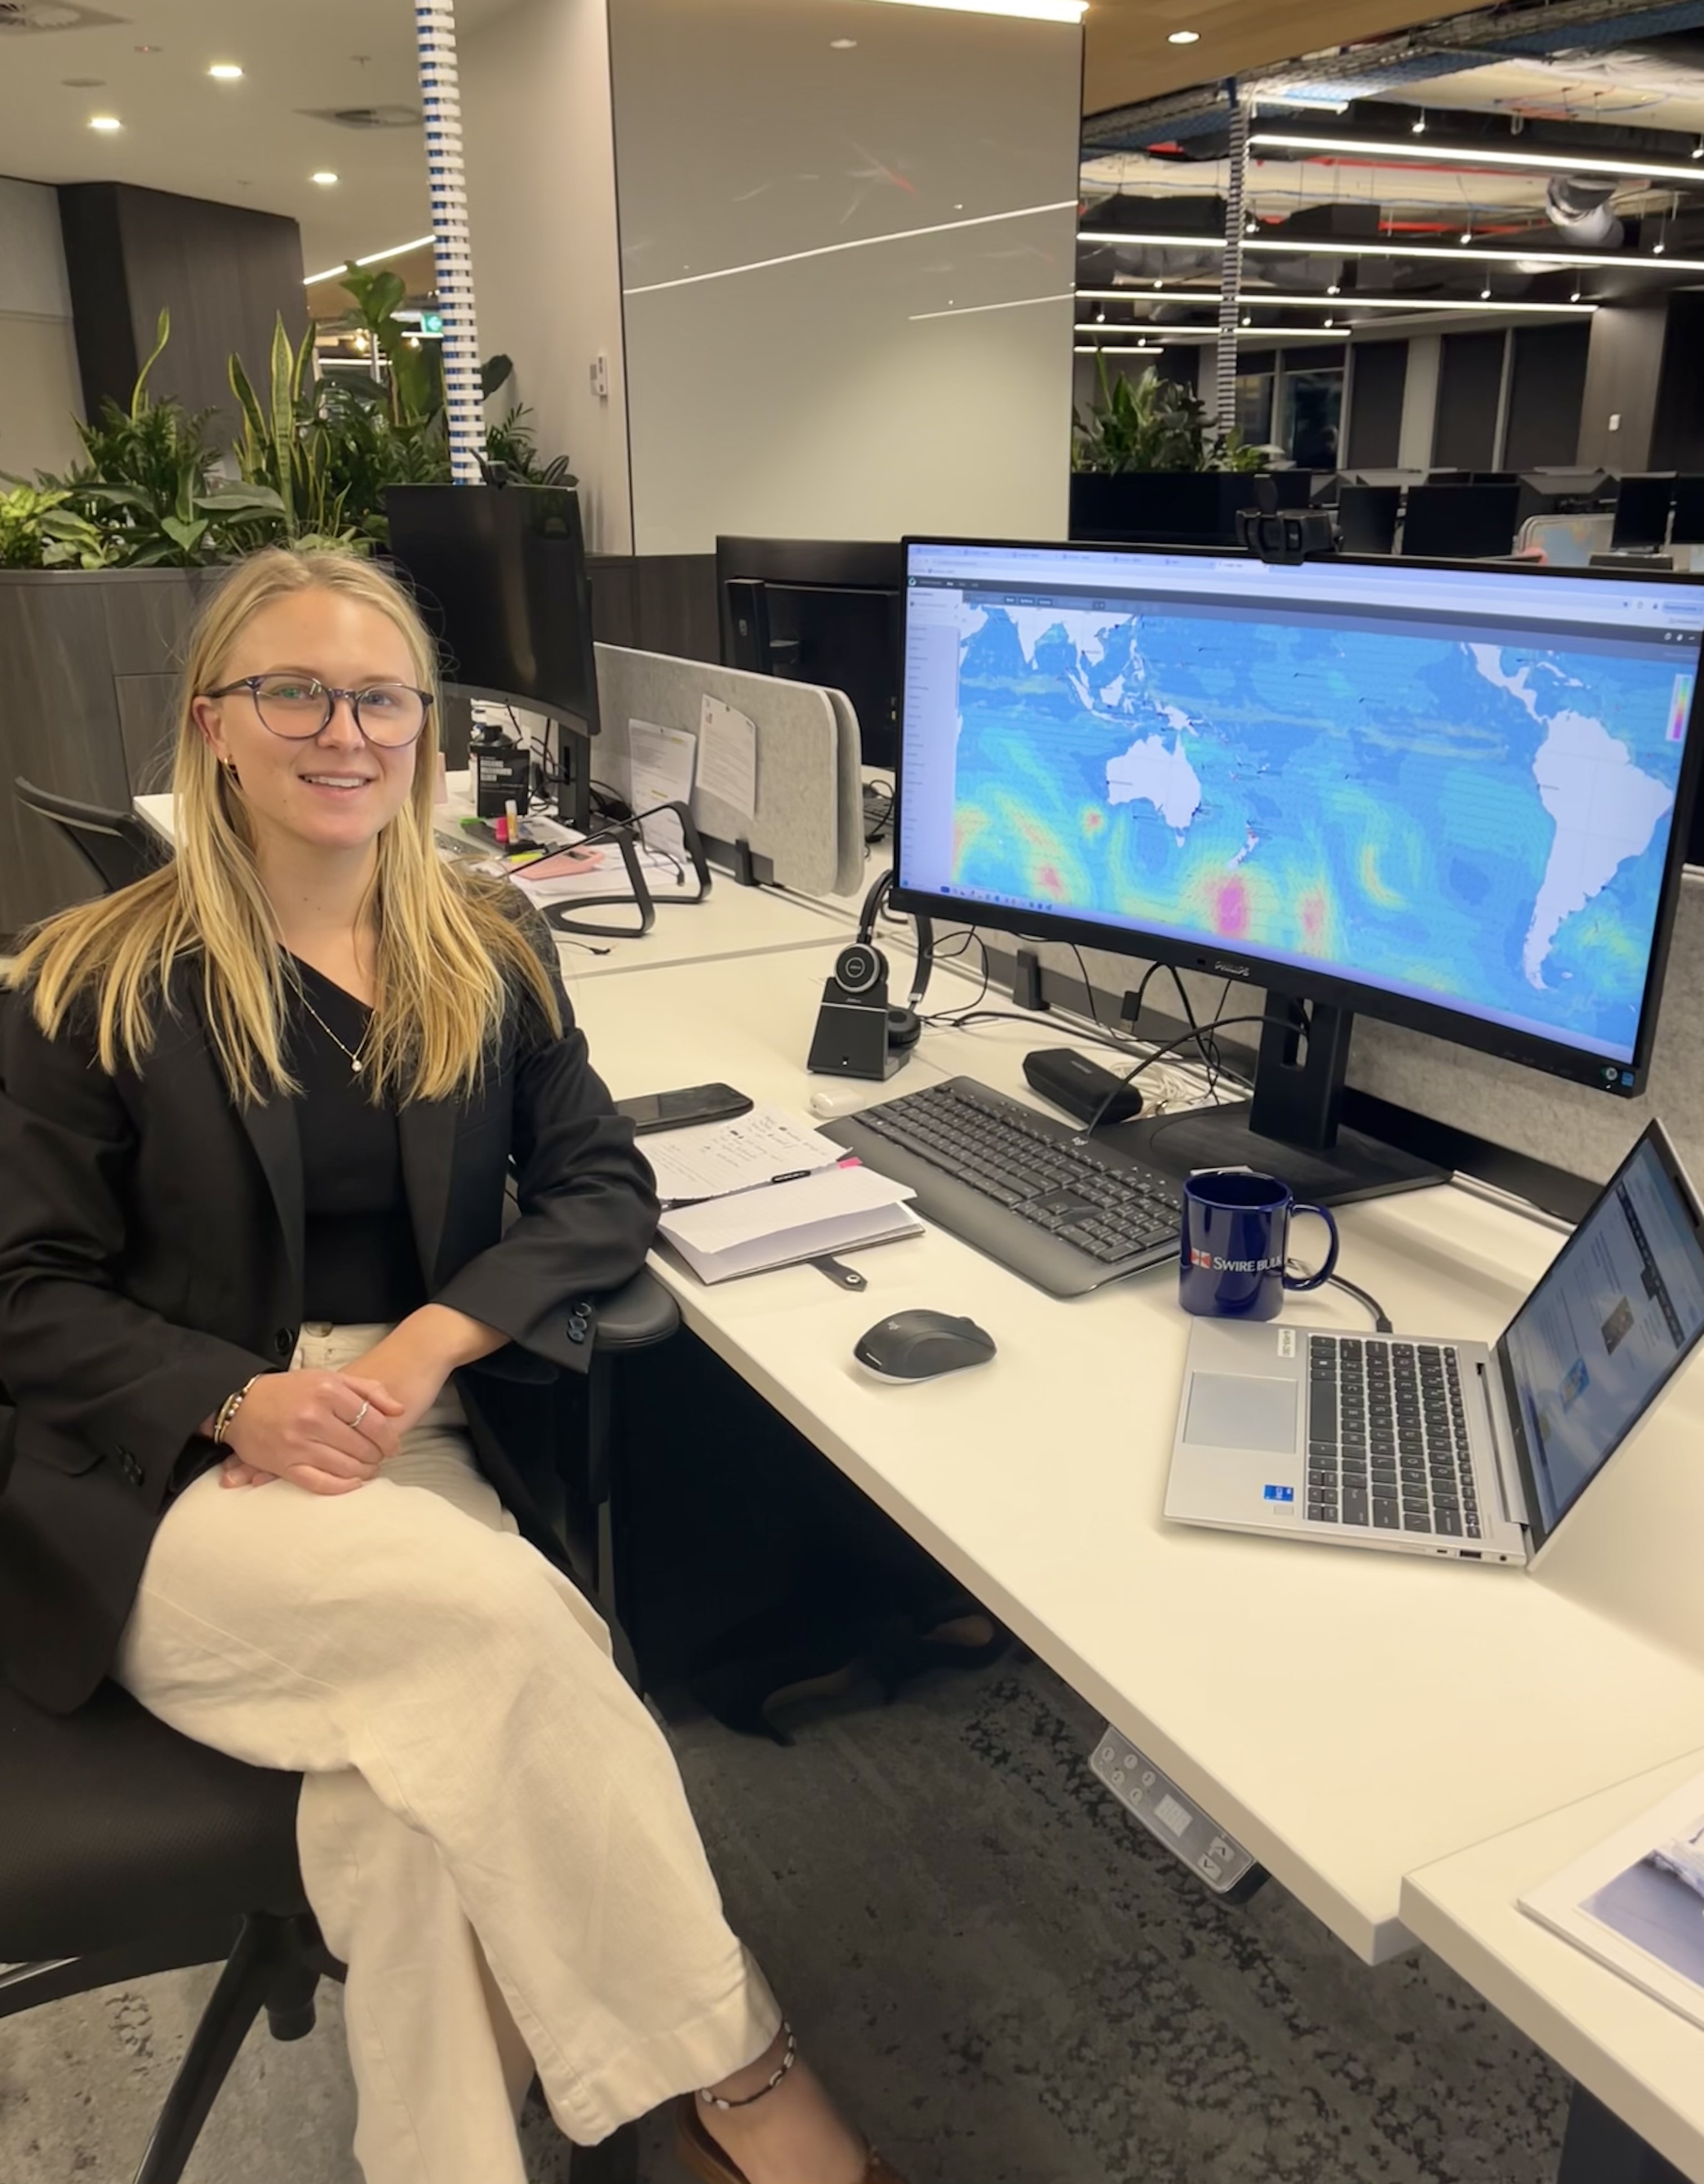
[0,1648,1569,2183]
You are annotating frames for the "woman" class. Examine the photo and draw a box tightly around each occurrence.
[0,548,902,2184]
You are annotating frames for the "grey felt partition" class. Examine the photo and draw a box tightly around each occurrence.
[593,643,861,898]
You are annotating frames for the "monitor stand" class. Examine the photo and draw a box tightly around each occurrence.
[1117,993,1446,1208]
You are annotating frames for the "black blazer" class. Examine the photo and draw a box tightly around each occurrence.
[0,926,659,1715]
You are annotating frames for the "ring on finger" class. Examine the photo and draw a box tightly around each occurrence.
[347,1399,371,1431]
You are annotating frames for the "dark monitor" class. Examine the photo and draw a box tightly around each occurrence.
[1399,483,1521,560]
[715,537,902,771]
[1668,475,1704,547]
[384,483,599,822]
[893,538,1704,1202]
[1613,475,1674,552]
[1520,468,1613,511]
[1337,483,1400,556]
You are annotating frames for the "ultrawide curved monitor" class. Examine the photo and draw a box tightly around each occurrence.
[891,538,1704,1099]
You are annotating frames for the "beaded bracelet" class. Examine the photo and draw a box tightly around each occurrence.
[697,2021,797,2111]
[213,1373,265,1449]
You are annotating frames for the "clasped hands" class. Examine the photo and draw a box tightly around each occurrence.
[217,1306,503,1495]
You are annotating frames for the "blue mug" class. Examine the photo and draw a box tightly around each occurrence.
[1178,1168,1340,1321]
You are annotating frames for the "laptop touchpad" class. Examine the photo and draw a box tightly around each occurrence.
[1183,1373,1297,1454]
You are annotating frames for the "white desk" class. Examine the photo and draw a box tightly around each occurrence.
[132,789,860,982]
[571,945,1704,1965]
[1402,1752,1704,2183]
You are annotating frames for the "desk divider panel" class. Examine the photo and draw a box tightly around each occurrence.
[593,643,861,898]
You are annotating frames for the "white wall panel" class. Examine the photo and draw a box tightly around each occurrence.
[0,178,83,479]
[462,0,634,553]
[610,0,1081,553]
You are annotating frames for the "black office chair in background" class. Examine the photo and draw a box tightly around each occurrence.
[14,776,171,895]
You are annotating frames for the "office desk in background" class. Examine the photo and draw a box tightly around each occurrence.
[132,782,869,982]
[1403,1752,1704,2184]
[566,944,1704,1970]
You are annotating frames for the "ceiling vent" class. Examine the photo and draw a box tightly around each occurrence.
[0,2,125,29]
[299,104,423,131]
[1546,172,1625,248]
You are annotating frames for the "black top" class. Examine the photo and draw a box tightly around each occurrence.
[287,959,428,1325]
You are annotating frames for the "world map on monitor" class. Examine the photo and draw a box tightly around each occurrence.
[945,600,1693,1062]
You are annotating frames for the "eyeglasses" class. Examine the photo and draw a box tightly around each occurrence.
[203,674,433,749]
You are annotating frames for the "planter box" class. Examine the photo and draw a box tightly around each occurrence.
[0,566,216,937]
[1069,470,1315,547]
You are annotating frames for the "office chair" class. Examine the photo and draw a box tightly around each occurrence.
[0,1272,678,2184]
[14,776,171,895]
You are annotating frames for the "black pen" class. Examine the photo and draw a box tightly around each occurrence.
[767,1169,813,1186]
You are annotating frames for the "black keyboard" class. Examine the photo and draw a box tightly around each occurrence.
[1304,1335,1483,1540]
[818,1076,1181,1298]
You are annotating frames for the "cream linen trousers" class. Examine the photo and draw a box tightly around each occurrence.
[116,1322,780,2184]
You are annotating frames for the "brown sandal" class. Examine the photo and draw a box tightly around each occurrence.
[674,2093,908,2184]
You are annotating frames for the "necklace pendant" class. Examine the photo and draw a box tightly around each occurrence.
[350,1058,363,1075]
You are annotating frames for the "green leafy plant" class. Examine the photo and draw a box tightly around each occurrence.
[0,482,113,569]
[483,400,577,487]
[338,266,445,430]
[1072,352,1261,475]
[47,310,283,566]
[229,317,363,551]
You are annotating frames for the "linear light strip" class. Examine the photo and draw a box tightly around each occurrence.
[1249,130,1704,187]
[624,201,1079,297]
[1080,326,1350,342]
[1077,287,1598,314]
[1075,343,1161,353]
[909,290,1076,321]
[876,0,1085,19]
[1077,228,1704,272]
[304,233,439,286]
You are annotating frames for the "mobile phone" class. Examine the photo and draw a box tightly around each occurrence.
[614,1083,754,1135]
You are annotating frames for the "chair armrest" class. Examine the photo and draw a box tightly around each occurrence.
[593,1267,678,1353]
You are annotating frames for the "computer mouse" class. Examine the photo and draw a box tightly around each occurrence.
[854,1309,997,1383]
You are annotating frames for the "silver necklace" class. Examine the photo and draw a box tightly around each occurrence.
[295,982,371,1077]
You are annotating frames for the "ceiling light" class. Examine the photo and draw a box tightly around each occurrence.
[312,171,339,187]
[1571,284,1583,301]
[1076,285,1596,313]
[87,114,122,132]
[1694,139,1704,160]
[1480,285,1491,298]
[1075,343,1162,354]
[1168,28,1200,43]
[829,36,857,47]
[1326,282,1339,295]
[1077,227,1704,272]
[1249,128,1704,188]
[1412,113,1426,135]
[872,0,1087,20]
[1654,239,1667,254]
[1459,229,1472,245]
[207,63,243,80]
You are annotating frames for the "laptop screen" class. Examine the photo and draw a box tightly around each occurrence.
[1498,1125,1704,1552]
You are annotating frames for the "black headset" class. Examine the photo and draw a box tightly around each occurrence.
[832,870,934,1053]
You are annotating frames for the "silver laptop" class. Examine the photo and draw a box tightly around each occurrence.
[1165,1122,1704,1568]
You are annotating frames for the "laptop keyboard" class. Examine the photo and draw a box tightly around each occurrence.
[1304,1335,1481,1539]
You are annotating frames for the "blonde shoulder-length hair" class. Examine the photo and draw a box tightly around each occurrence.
[8,546,560,1105]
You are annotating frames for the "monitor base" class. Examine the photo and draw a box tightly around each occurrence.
[1116,1099,1446,1208]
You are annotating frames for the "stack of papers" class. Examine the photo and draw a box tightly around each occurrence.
[658,1166,921,1285]
[1521,1763,1704,2032]
[645,1103,920,1281]
[644,1104,842,1206]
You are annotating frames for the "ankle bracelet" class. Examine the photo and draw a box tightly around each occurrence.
[698,2021,797,2111]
